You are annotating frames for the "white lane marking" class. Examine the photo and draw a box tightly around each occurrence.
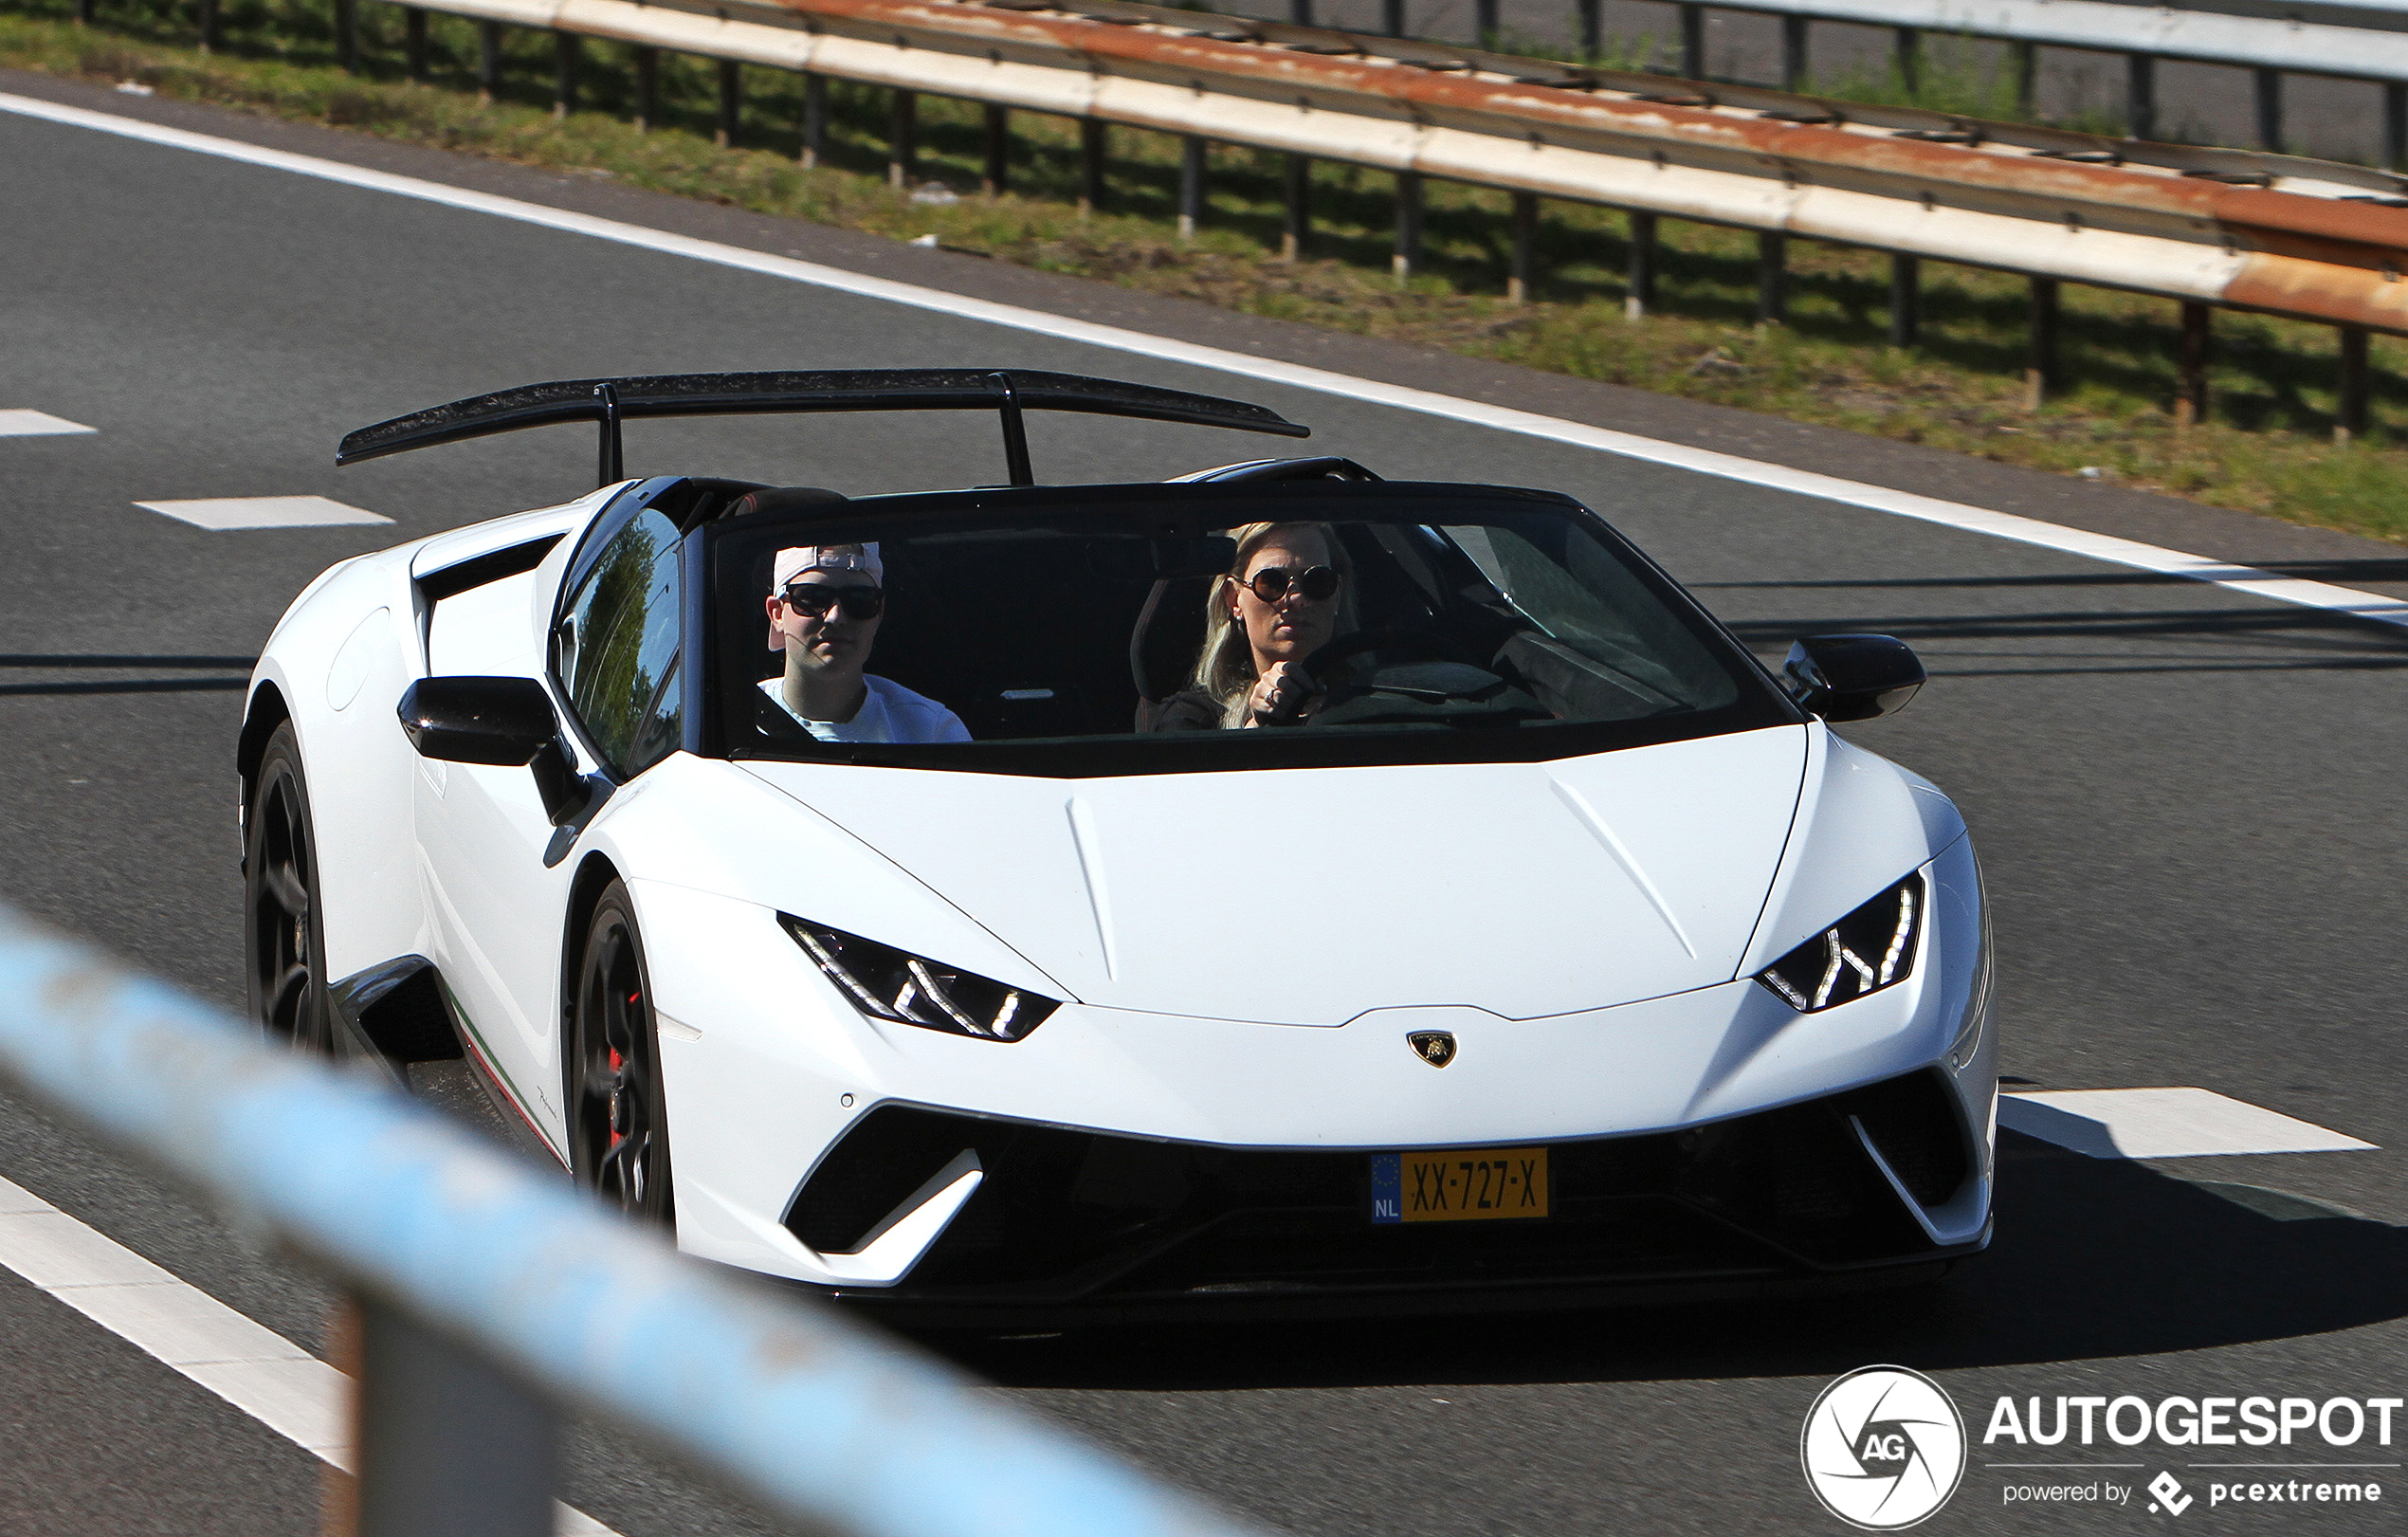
[137,495,392,529]
[1999,1088,2379,1159]
[0,1172,618,1535]
[0,408,97,436]
[6,89,2406,631]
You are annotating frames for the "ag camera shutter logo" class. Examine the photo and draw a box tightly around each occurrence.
[1801,1365,1968,1529]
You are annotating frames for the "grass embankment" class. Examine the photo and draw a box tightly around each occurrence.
[9,2,2408,542]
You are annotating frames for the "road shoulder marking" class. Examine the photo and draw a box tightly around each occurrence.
[0,408,96,436]
[136,495,392,529]
[0,1172,615,1535]
[1999,1088,2378,1159]
[5,89,2406,631]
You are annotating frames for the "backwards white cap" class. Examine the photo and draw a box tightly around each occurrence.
[772,543,883,592]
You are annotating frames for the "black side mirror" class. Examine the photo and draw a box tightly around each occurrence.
[397,677,590,825]
[1782,634,1925,723]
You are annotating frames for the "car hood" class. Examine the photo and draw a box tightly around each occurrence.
[737,725,1808,1024]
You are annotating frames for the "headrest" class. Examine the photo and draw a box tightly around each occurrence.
[727,486,848,519]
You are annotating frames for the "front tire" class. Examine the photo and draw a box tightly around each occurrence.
[570,882,675,1226]
[245,722,335,1054]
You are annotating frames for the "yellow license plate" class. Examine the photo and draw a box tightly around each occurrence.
[1370,1147,1549,1224]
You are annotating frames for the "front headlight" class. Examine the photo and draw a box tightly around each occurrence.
[1756,873,1925,1013]
[779,915,1060,1042]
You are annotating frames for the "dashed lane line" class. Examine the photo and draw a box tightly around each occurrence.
[135,495,392,529]
[0,1172,617,1535]
[4,90,2407,633]
[1999,1088,2379,1160]
[0,409,96,436]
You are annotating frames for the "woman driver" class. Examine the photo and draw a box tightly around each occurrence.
[1152,521,1343,730]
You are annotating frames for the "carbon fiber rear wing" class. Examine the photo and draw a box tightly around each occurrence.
[335,369,1310,488]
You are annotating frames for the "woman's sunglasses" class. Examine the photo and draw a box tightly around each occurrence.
[782,583,885,620]
[1233,564,1341,603]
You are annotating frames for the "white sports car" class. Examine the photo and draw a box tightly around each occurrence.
[243,369,1995,1323]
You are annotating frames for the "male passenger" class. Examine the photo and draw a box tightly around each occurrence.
[761,544,971,743]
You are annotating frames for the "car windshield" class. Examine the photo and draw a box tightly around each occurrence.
[707,484,1794,775]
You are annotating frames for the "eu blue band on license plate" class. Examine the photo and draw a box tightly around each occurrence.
[1370,1147,1549,1224]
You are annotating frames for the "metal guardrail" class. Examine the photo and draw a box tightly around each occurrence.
[0,902,1272,1537]
[299,0,2407,429]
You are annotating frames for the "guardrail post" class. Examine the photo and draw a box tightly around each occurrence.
[1678,4,1704,80]
[1177,136,1205,239]
[404,8,428,82]
[1888,253,1919,348]
[2387,83,2406,171]
[1756,230,1786,325]
[2253,67,2282,151]
[2125,52,2156,141]
[1393,172,1425,284]
[2336,324,2370,445]
[1475,0,1498,45]
[335,0,358,74]
[552,32,579,119]
[2176,299,2210,429]
[1780,15,1808,91]
[1578,0,1600,59]
[1384,0,1408,36]
[2177,300,2205,429]
[351,1294,558,1537]
[985,104,1012,195]
[717,59,741,148]
[888,89,917,189]
[800,73,827,168]
[1625,210,1656,319]
[1078,119,1107,214]
[1508,190,1537,302]
[634,48,658,131]
[1893,27,1919,95]
[1289,0,1313,25]
[1282,154,1311,260]
[2013,41,2035,116]
[2026,275,2059,409]
[198,0,221,54]
[477,19,501,103]
[74,0,91,26]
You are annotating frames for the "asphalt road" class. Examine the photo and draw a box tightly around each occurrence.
[2,70,2403,1537]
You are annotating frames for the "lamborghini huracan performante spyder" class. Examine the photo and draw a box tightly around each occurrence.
[242,369,1995,1324]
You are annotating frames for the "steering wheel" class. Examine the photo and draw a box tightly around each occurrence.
[1299,628,1490,691]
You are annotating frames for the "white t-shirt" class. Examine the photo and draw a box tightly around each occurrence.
[759,675,972,744]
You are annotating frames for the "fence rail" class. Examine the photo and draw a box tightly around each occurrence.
[290,0,2408,425]
[0,903,1272,1537]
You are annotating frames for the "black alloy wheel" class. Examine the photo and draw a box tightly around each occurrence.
[571,882,675,1225]
[245,723,336,1054]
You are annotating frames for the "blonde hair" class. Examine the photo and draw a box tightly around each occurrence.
[1187,521,1336,728]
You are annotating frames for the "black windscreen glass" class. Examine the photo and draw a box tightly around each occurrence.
[706,485,1794,777]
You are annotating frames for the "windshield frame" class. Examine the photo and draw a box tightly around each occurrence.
[698,480,1801,778]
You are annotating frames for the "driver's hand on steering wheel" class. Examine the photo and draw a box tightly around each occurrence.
[1245,661,1321,727]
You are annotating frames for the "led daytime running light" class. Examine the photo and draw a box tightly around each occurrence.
[780,915,1058,1042]
[1756,873,1925,1014]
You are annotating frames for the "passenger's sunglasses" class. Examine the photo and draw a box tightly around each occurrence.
[781,583,885,620]
[1232,564,1341,603]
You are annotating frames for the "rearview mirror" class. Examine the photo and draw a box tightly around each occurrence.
[397,677,590,825]
[1782,634,1925,723]
[398,676,558,764]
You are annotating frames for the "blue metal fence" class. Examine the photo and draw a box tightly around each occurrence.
[0,903,1271,1537]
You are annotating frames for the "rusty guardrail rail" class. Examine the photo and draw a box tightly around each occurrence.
[319,0,2408,425]
[0,902,1273,1537]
